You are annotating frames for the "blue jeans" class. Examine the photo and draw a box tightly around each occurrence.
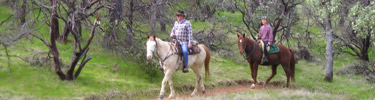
[181,44,188,67]
[263,41,268,56]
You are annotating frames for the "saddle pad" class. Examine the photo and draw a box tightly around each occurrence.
[259,41,279,54]
[173,40,201,55]
[188,45,201,54]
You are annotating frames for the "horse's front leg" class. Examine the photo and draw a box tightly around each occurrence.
[159,69,174,99]
[250,63,259,89]
[167,78,175,99]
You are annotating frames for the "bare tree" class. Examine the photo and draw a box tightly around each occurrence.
[30,0,106,80]
[232,0,302,42]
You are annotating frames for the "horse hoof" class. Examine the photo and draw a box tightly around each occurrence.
[158,95,164,99]
[202,90,206,94]
[250,84,256,89]
[190,93,197,97]
[168,94,175,99]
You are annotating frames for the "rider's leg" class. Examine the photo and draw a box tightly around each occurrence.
[263,41,269,63]
[182,44,189,73]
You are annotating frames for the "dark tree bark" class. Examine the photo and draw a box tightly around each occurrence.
[150,0,157,35]
[102,0,122,48]
[31,0,105,80]
[158,0,167,32]
[20,0,27,25]
[50,0,65,80]
[126,0,136,36]
[195,0,223,20]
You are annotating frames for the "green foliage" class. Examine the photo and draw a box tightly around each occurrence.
[350,2,375,39]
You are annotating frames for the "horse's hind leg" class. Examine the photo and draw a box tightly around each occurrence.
[281,64,291,88]
[159,69,174,99]
[265,65,278,85]
[191,67,202,96]
[198,68,206,94]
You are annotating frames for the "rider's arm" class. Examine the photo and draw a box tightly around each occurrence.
[187,22,193,44]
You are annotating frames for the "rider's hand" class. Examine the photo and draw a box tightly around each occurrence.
[268,42,271,46]
[170,34,175,38]
[188,43,192,48]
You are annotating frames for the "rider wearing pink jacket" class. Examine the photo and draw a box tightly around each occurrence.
[257,16,273,63]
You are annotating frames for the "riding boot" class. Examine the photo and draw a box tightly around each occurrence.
[263,56,268,63]
[183,65,189,73]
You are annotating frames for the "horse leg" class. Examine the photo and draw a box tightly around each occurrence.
[167,78,175,99]
[191,67,201,96]
[251,63,259,89]
[198,68,206,94]
[281,64,291,88]
[249,63,255,88]
[168,78,176,99]
[159,69,174,99]
[265,65,278,85]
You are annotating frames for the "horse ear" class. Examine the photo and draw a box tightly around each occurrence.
[242,34,245,37]
[237,33,241,38]
[151,35,156,40]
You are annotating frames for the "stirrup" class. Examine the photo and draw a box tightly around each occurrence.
[183,66,189,73]
[263,57,268,63]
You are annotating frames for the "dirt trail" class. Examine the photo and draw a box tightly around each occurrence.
[145,83,283,100]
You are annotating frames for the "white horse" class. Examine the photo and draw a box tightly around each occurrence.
[146,35,210,99]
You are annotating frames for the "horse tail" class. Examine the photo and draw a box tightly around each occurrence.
[202,45,210,80]
[289,49,296,82]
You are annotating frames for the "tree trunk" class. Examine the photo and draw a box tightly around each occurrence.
[158,0,166,32]
[126,0,136,36]
[20,0,27,25]
[50,0,65,80]
[324,7,334,82]
[150,0,157,35]
[360,33,370,61]
[160,22,166,32]
[103,0,123,48]
[62,23,70,43]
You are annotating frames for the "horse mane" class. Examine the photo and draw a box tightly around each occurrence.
[243,37,255,50]
[155,38,168,44]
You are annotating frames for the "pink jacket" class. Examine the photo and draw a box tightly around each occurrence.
[258,24,273,42]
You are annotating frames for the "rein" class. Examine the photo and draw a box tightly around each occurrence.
[154,40,179,66]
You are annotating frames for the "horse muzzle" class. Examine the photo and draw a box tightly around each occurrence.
[239,50,244,54]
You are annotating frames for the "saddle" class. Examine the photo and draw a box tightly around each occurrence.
[173,40,201,55]
[258,41,279,54]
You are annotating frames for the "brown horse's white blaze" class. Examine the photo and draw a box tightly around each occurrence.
[146,35,210,99]
[237,33,296,88]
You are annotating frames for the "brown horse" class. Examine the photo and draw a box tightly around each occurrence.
[237,34,296,88]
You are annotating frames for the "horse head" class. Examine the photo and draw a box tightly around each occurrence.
[146,35,157,60]
[237,33,247,54]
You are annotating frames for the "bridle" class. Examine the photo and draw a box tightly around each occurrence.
[240,38,257,60]
[149,39,179,67]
